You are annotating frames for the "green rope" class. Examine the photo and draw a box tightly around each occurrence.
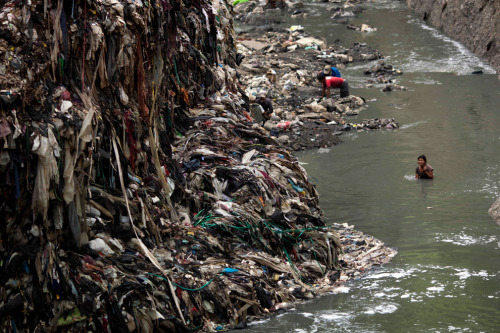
[53,187,63,202]
[194,211,333,256]
[194,215,225,227]
[147,273,222,292]
[193,209,205,220]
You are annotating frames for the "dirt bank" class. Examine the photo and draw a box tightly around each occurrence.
[407,0,500,73]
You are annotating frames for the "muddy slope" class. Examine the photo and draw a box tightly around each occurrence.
[407,0,500,73]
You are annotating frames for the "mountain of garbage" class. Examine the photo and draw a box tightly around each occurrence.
[0,0,395,331]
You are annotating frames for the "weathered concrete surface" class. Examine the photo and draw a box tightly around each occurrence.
[407,0,500,73]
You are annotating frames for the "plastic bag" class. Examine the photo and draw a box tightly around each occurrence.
[0,118,11,138]
[276,121,291,130]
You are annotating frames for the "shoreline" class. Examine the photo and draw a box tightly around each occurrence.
[221,222,398,331]
[227,0,400,329]
[235,15,400,152]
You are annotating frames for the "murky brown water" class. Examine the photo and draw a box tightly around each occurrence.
[241,0,500,332]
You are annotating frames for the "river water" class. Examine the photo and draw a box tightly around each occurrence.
[243,0,500,332]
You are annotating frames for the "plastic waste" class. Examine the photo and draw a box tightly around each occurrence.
[88,238,115,255]
[289,25,304,32]
[276,121,291,130]
[0,118,11,138]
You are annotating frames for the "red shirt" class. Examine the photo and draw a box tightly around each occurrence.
[325,76,345,88]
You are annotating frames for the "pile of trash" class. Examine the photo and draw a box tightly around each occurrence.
[333,223,397,280]
[364,61,407,92]
[0,0,398,331]
[347,23,378,32]
[0,0,391,332]
[233,23,396,151]
[364,61,404,77]
[342,117,399,131]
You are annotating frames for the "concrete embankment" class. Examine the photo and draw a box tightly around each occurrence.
[407,0,500,73]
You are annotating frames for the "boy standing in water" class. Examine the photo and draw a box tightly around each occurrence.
[416,155,434,179]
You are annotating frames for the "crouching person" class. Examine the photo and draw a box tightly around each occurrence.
[317,72,349,98]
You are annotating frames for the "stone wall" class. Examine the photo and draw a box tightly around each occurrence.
[406,0,500,73]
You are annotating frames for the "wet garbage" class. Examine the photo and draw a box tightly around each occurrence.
[364,60,404,77]
[331,223,397,284]
[364,61,407,92]
[381,84,408,92]
[233,21,392,151]
[347,24,378,32]
[0,0,397,331]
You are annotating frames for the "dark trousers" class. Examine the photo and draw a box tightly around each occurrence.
[340,81,349,97]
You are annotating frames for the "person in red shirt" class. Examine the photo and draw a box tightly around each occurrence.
[317,72,349,98]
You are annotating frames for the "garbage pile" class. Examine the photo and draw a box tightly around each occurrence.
[233,22,396,151]
[347,23,378,32]
[342,117,399,131]
[364,61,404,77]
[0,0,399,331]
[0,0,367,331]
[488,197,500,226]
[363,60,407,91]
[333,223,397,281]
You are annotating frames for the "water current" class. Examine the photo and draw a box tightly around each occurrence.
[241,0,500,332]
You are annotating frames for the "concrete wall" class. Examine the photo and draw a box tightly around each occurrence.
[406,0,500,73]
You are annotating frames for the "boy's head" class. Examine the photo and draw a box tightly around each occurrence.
[317,72,326,81]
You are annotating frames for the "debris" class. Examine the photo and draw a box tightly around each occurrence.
[0,0,397,331]
[347,24,378,32]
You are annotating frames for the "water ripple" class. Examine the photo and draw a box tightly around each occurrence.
[435,231,497,246]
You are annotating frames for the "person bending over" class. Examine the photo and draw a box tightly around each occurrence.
[257,92,273,123]
[317,72,349,98]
